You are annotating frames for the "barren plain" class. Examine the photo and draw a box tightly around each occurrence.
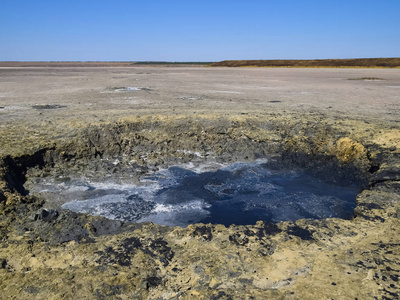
[1,66,400,299]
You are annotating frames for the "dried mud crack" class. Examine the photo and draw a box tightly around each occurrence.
[1,113,400,299]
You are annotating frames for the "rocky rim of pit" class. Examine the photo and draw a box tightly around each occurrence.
[1,113,400,299]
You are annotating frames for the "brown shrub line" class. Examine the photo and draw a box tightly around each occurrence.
[210,58,400,68]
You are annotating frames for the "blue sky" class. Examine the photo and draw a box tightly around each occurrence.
[1,0,399,61]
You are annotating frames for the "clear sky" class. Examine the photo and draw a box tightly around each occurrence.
[1,0,399,61]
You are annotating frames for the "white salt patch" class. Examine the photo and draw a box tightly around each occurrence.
[292,91,314,95]
[213,90,242,94]
[180,96,201,100]
[221,159,268,172]
[177,149,204,158]
[4,105,28,110]
[63,185,91,193]
[137,199,211,227]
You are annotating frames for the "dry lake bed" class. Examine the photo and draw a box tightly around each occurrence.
[1,66,400,299]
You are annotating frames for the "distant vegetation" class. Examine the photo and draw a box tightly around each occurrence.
[210,58,400,68]
[2,58,399,68]
[132,61,214,65]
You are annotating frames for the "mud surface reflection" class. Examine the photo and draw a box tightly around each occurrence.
[29,161,361,227]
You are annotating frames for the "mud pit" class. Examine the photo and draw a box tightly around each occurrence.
[1,66,400,299]
[27,160,362,227]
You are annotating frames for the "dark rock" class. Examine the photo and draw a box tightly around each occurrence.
[145,276,162,289]
[254,150,266,159]
[368,165,380,174]
[256,222,282,238]
[95,236,175,268]
[2,148,52,195]
[357,203,383,210]
[32,105,67,110]
[229,233,249,246]
[356,214,386,223]
[277,151,369,184]
[371,168,400,185]
[287,226,314,240]
[149,238,174,266]
[172,267,181,272]
[211,291,233,300]
[0,191,6,203]
[238,278,253,285]
[96,246,132,267]
[259,242,277,256]
[47,211,92,245]
[35,209,59,222]
[122,237,142,251]
[24,286,40,294]
[242,228,256,237]
[94,283,126,298]
[90,218,124,236]
[191,226,213,241]
[96,237,142,267]
[0,258,7,269]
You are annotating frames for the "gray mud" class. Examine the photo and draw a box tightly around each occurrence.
[26,160,362,227]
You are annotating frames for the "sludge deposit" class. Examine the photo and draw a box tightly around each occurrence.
[1,66,400,299]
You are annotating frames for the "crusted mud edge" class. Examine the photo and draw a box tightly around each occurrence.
[1,113,400,299]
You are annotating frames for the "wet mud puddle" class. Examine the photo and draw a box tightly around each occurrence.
[27,161,361,227]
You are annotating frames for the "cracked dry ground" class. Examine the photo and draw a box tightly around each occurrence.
[0,66,400,299]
